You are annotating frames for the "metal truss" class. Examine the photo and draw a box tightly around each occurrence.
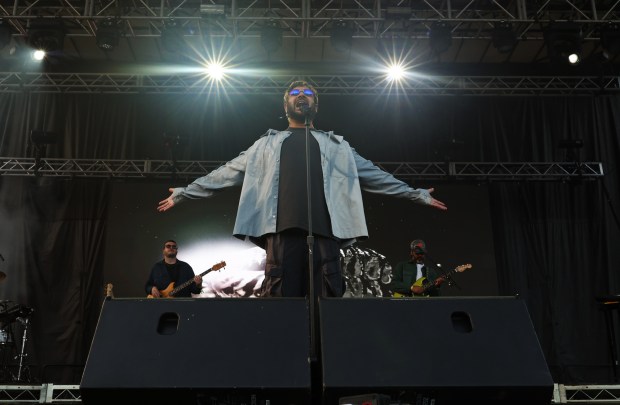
[1,1,618,95]
[1,383,620,404]
[1,72,618,95]
[0,0,618,41]
[554,384,620,403]
[0,384,80,403]
[0,158,604,181]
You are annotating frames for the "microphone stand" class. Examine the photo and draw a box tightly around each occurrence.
[302,108,320,402]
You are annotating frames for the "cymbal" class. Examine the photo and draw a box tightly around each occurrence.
[0,271,5,282]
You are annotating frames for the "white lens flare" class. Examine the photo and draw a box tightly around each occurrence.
[32,50,46,61]
[204,62,226,80]
[386,63,406,81]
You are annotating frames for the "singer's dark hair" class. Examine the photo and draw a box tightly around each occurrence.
[283,80,319,106]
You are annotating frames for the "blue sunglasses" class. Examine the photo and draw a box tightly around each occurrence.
[289,89,314,96]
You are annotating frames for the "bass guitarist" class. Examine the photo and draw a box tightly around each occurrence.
[389,239,444,297]
[145,240,203,298]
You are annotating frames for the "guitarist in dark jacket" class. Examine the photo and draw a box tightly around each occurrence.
[389,239,444,297]
[145,240,203,297]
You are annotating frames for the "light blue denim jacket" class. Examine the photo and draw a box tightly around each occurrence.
[171,129,432,244]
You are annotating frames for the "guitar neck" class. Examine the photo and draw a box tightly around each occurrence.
[169,267,215,297]
[421,264,471,294]
[421,268,457,294]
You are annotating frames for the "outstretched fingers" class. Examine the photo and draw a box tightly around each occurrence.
[157,188,176,212]
[427,187,447,211]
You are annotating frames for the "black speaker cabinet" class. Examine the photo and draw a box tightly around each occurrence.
[80,298,311,405]
[319,297,554,405]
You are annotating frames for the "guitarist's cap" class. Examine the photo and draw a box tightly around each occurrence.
[410,239,426,253]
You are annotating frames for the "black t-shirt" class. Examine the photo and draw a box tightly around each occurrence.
[276,128,332,237]
[165,262,180,283]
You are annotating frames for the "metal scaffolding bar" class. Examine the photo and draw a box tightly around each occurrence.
[0,72,617,95]
[0,384,81,403]
[0,158,604,181]
[1,383,620,403]
[0,0,618,40]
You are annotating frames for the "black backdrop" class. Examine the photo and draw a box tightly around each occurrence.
[0,92,619,385]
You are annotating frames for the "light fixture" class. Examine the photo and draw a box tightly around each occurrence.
[27,18,65,54]
[330,21,353,52]
[601,22,620,60]
[385,63,405,82]
[492,21,518,53]
[376,36,411,61]
[261,21,282,53]
[386,7,412,20]
[200,3,225,17]
[544,22,583,65]
[428,21,452,54]
[160,19,185,53]
[29,130,59,168]
[0,19,11,49]
[96,18,121,51]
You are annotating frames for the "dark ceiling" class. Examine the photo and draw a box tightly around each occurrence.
[0,0,619,94]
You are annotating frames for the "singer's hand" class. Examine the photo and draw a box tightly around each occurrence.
[158,188,176,212]
[427,188,447,211]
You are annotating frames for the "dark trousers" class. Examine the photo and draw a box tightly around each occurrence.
[260,229,343,298]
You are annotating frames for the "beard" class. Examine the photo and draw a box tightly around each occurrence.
[286,100,317,123]
[165,252,177,259]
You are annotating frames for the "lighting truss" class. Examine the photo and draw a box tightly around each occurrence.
[553,384,620,403]
[0,0,617,41]
[0,158,604,181]
[0,384,80,403]
[0,72,618,95]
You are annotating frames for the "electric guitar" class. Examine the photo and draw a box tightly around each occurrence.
[147,261,226,298]
[392,264,472,298]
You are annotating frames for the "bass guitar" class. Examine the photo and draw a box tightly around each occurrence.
[147,261,226,298]
[392,263,472,298]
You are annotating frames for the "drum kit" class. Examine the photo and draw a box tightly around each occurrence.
[0,270,34,383]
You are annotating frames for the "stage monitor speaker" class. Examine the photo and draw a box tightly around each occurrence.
[320,297,554,405]
[80,298,311,405]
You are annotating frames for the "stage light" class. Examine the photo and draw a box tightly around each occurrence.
[330,21,353,53]
[29,130,58,168]
[376,36,411,62]
[261,21,282,53]
[428,21,452,54]
[161,19,185,53]
[544,22,583,65]
[492,21,518,53]
[200,3,225,17]
[205,62,226,80]
[601,22,620,60]
[96,18,121,51]
[0,19,11,49]
[386,63,405,82]
[27,18,65,55]
[32,49,45,60]
[386,6,412,20]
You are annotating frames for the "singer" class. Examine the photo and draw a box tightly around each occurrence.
[157,81,447,298]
